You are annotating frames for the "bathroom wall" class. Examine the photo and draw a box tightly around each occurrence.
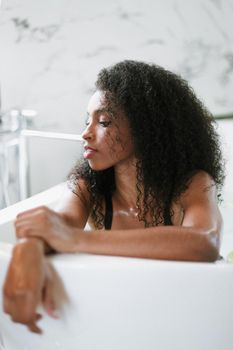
[0,0,233,197]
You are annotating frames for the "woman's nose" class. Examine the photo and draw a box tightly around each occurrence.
[81,125,94,141]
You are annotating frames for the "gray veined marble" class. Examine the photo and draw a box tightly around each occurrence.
[0,0,233,200]
[0,0,233,130]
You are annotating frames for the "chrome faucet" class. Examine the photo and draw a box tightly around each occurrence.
[0,106,82,209]
[0,108,27,208]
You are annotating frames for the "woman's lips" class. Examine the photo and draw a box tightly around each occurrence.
[83,146,98,159]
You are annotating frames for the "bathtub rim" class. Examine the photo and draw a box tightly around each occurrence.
[0,182,233,267]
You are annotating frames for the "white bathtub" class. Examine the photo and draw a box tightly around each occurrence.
[0,183,233,350]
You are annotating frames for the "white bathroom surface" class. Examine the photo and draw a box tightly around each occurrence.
[0,183,233,350]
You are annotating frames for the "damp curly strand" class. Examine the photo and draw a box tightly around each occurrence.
[68,60,225,228]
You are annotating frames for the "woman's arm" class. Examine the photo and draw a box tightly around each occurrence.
[3,181,91,331]
[3,172,221,332]
[3,238,59,333]
[53,179,91,228]
[77,172,221,262]
[79,172,222,262]
[16,172,222,262]
[13,180,91,252]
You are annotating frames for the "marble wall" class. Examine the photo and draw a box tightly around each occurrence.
[0,0,233,197]
[1,0,233,132]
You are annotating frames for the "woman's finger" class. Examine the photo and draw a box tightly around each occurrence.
[27,320,42,334]
[2,286,12,314]
[16,206,50,219]
[15,221,33,237]
[15,220,47,240]
[42,277,59,319]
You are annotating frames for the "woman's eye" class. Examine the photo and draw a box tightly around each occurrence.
[99,121,111,127]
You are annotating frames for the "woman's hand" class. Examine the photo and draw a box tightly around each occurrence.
[15,206,84,253]
[3,239,58,334]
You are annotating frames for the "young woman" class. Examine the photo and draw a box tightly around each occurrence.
[3,60,225,333]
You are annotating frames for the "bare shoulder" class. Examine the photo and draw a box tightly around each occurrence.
[187,170,215,188]
[55,179,91,228]
[68,178,91,207]
[180,171,218,207]
[178,170,223,237]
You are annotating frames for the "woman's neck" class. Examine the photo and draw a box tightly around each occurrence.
[114,157,141,209]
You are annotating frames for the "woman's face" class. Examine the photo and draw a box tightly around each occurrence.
[81,90,135,171]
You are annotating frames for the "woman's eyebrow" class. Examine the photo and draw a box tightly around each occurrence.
[86,108,113,116]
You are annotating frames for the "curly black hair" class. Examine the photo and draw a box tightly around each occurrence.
[68,60,225,229]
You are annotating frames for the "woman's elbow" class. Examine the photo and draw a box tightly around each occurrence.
[201,229,221,262]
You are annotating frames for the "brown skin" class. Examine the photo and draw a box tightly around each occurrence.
[13,171,222,261]
[3,91,223,333]
[3,239,59,333]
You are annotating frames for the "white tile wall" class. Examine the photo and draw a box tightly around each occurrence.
[218,120,233,201]
[0,0,233,201]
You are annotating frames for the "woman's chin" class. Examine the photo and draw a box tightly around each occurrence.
[87,161,111,172]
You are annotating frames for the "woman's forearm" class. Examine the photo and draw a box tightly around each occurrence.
[78,226,219,262]
[13,207,220,262]
[4,236,55,333]
[16,237,54,255]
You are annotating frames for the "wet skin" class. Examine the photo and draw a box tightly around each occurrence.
[2,90,223,333]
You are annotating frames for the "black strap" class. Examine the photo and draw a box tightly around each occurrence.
[164,203,172,226]
[103,194,224,260]
[104,193,113,230]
